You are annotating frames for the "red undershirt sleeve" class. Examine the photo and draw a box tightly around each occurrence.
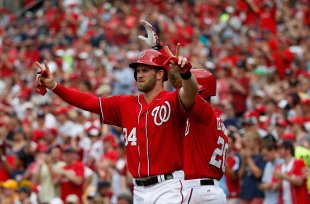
[53,84,100,114]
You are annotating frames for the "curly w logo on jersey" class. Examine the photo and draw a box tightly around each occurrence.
[151,101,171,126]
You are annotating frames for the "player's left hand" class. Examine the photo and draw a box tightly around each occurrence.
[165,43,191,73]
[163,44,183,89]
[138,20,161,49]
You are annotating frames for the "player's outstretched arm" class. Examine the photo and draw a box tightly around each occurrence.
[165,44,198,108]
[35,61,100,114]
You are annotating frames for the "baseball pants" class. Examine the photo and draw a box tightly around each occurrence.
[184,178,227,204]
[133,170,189,204]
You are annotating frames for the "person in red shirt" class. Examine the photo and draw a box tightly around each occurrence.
[139,21,227,203]
[59,147,85,203]
[0,43,16,78]
[180,69,228,203]
[35,42,198,202]
[230,60,250,117]
[272,140,309,204]
[0,143,15,182]
[225,134,241,204]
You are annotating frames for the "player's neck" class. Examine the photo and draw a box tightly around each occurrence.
[143,84,164,104]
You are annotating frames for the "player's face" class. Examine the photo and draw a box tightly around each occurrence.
[136,65,157,92]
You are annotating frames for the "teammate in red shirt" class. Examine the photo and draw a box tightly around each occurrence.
[35,43,198,202]
[140,21,227,203]
[181,69,228,203]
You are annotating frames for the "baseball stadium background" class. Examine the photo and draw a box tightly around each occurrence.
[0,0,309,204]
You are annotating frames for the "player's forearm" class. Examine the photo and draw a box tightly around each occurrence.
[53,84,100,114]
[179,73,198,108]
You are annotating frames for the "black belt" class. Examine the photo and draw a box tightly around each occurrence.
[200,179,214,186]
[135,173,174,187]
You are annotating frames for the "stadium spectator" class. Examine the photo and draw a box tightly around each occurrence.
[225,133,241,204]
[259,138,282,204]
[58,147,84,203]
[238,130,266,204]
[0,179,19,204]
[272,140,309,204]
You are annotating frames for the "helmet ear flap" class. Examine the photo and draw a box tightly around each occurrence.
[163,70,168,81]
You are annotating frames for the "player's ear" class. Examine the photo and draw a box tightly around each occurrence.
[156,70,165,81]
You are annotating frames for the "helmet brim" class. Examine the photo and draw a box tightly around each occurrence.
[130,63,168,81]
[129,62,166,70]
[128,62,140,69]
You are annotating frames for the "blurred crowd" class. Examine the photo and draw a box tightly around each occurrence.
[0,0,309,203]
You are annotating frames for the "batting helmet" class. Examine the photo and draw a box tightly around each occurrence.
[129,49,169,81]
[191,69,216,99]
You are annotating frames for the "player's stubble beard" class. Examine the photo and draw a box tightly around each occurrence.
[137,73,156,93]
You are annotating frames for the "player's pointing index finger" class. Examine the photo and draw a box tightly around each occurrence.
[35,61,44,72]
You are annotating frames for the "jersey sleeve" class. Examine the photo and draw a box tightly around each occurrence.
[53,84,122,126]
[171,90,189,120]
[99,96,122,126]
[189,94,214,123]
[53,84,101,113]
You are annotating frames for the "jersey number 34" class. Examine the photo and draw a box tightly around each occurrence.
[122,128,137,146]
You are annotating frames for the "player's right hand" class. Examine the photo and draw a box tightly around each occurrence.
[138,20,161,49]
[35,60,57,90]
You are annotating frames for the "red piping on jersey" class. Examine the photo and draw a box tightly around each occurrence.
[188,188,193,204]
[179,180,184,204]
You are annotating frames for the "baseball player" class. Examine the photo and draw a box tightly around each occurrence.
[181,69,228,204]
[140,20,228,203]
[35,44,198,203]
